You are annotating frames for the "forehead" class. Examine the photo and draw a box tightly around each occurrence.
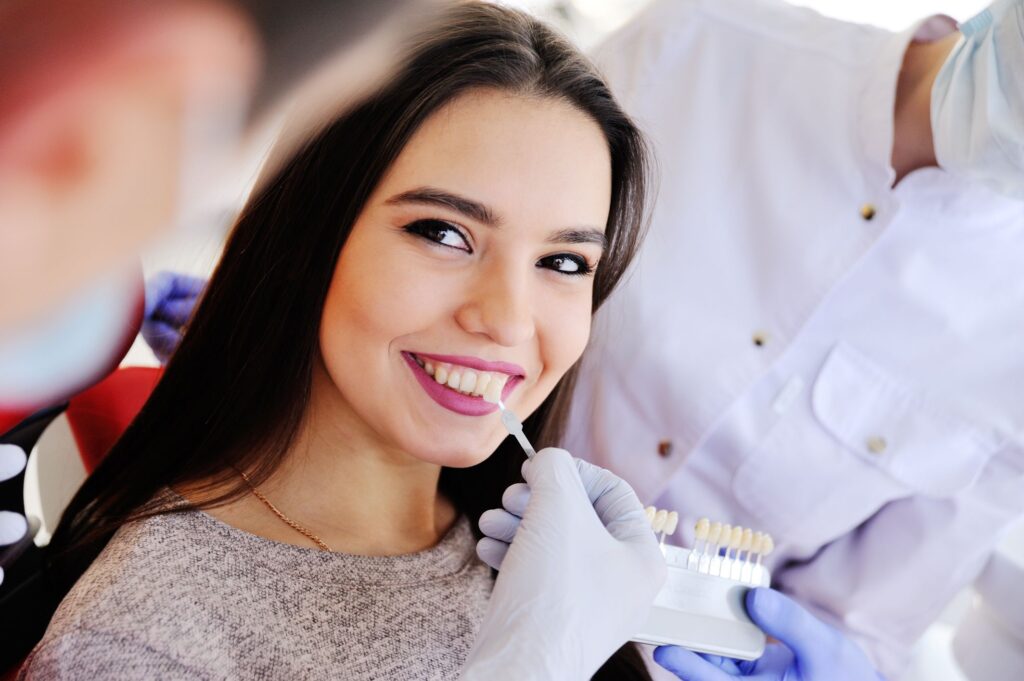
[375,89,612,232]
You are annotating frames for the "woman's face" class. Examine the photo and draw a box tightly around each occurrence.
[318,89,612,467]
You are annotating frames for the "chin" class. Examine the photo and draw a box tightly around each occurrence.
[409,435,504,469]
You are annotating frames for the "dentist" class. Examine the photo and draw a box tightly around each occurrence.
[555,0,1024,679]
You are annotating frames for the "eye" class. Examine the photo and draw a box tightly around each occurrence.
[537,253,595,277]
[403,219,472,253]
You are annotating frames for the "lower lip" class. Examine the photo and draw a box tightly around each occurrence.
[402,352,521,417]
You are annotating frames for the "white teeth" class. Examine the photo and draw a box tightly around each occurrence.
[446,370,462,390]
[414,355,514,400]
[459,371,477,394]
[483,374,508,404]
[475,372,492,396]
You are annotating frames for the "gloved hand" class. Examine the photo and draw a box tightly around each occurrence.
[653,587,885,681]
[0,443,29,586]
[142,271,206,363]
[932,0,1024,199]
[460,447,666,681]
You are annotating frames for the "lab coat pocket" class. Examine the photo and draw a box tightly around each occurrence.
[811,343,998,495]
[732,343,1000,543]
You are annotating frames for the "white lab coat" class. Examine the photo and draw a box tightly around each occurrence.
[565,0,1024,676]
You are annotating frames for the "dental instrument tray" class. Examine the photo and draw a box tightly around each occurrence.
[632,511,773,661]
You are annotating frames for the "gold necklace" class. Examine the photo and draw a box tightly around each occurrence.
[238,470,333,552]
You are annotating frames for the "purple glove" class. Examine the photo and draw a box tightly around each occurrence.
[654,587,885,681]
[142,271,205,363]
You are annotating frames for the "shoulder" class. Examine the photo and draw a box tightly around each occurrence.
[38,511,233,661]
[19,628,207,680]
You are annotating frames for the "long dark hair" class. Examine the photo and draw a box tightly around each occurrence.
[48,3,652,677]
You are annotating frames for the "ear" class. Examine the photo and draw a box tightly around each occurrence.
[0,0,258,330]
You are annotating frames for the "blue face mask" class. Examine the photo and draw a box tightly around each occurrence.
[931,0,1024,199]
[0,268,139,407]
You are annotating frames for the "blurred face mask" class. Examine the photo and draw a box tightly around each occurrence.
[0,267,140,407]
[931,0,1024,199]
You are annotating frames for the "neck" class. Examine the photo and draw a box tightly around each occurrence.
[891,32,959,185]
[199,357,457,555]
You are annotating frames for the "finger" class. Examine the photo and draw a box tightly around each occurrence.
[653,646,738,680]
[476,537,509,571]
[501,483,530,517]
[478,508,521,543]
[699,655,743,674]
[0,444,27,482]
[167,273,206,299]
[141,321,181,362]
[0,511,29,546]
[143,271,177,318]
[520,448,588,502]
[156,298,197,325]
[745,587,841,663]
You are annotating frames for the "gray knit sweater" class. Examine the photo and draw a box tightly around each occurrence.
[20,504,493,680]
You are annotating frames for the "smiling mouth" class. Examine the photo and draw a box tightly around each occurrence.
[411,352,519,399]
[402,352,524,416]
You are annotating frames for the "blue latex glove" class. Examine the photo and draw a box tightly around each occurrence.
[461,448,666,680]
[653,587,885,681]
[0,443,29,586]
[142,271,206,363]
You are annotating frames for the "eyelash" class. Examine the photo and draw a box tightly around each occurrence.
[402,218,597,278]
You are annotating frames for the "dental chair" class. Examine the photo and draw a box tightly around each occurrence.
[0,273,160,678]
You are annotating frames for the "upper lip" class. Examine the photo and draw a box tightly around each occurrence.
[410,352,526,378]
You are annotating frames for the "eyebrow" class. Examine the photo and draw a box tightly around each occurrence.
[386,187,500,227]
[386,185,607,250]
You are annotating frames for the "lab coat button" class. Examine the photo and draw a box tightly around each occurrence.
[866,436,887,454]
[752,331,769,347]
[860,204,877,221]
[657,439,673,457]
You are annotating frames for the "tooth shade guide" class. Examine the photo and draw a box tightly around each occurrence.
[635,515,773,659]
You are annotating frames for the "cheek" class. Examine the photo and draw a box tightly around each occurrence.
[538,293,593,380]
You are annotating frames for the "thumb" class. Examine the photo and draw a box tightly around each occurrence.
[520,448,588,500]
[745,588,840,663]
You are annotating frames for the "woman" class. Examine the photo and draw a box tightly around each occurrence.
[22,3,652,679]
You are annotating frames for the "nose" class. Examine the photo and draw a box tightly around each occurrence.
[455,262,536,347]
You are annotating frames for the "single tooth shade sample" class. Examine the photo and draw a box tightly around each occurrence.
[475,372,492,396]
[645,506,657,524]
[446,371,462,389]
[695,518,710,541]
[761,534,775,557]
[708,522,723,545]
[720,525,732,547]
[435,366,449,385]
[740,528,753,552]
[751,532,764,556]
[653,509,668,533]
[664,512,679,536]
[483,374,507,404]
[729,526,744,549]
[459,371,477,393]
